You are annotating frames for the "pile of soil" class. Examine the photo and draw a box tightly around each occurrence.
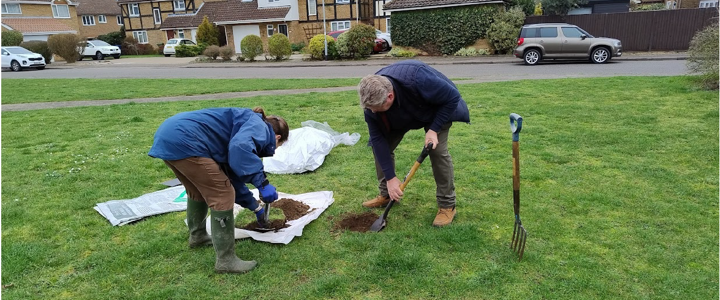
[331,211,379,233]
[239,198,311,232]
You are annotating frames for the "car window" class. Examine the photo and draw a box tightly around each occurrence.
[576,27,595,38]
[7,47,32,54]
[1,49,7,55]
[167,40,179,45]
[183,40,195,45]
[520,28,538,38]
[92,40,111,46]
[539,27,558,38]
[561,27,585,38]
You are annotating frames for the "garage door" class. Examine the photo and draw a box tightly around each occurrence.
[23,34,50,42]
[232,25,260,54]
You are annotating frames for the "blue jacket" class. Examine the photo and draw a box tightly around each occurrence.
[364,60,470,180]
[149,108,276,207]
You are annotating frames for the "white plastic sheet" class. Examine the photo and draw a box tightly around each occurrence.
[263,120,360,174]
[204,189,334,244]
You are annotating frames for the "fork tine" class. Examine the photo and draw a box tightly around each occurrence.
[511,221,518,248]
[518,226,527,261]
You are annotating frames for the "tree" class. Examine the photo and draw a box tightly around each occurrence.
[541,0,587,15]
[487,7,525,54]
[2,31,24,46]
[196,16,219,46]
[509,0,535,16]
[687,23,719,89]
[47,33,83,63]
[534,2,543,15]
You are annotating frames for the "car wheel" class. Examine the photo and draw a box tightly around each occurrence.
[524,49,541,65]
[36,66,45,70]
[591,47,610,64]
[113,54,120,59]
[78,56,83,61]
[164,54,171,57]
[95,52,104,60]
[10,60,21,72]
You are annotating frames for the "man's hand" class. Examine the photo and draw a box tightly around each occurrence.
[425,130,438,149]
[387,177,403,201]
[258,182,278,203]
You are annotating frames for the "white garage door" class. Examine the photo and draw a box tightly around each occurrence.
[232,25,260,54]
[23,34,50,42]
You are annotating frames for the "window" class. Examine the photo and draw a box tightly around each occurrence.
[2,3,21,14]
[308,0,316,15]
[153,9,161,24]
[52,4,70,18]
[133,31,148,44]
[174,0,185,11]
[129,4,140,17]
[539,27,558,38]
[178,29,185,38]
[267,25,274,36]
[98,15,107,23]
[330,21,350,31]
[279,24,288,36]
[336,0,350,3]
[561,27,583,38]
[82,15,95,26]
[386,18,391,33]
[117,15,123,25]
[699,0,718,7]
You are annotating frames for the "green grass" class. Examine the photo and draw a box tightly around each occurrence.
[2,76,717,299]
[0,78,361,104]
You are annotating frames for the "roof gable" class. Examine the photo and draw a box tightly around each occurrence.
[75,0,121,15]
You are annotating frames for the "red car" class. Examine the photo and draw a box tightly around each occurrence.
[328,29,388,53]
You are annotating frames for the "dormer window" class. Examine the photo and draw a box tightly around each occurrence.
[174,0,185,11]
[52,4,70,18]
[1,3,22,14]
[129,3,140,16]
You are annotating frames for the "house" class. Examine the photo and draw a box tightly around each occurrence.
[665,0,718,8]
[297,0,391,40]
[75,0,123,39]
[568,0,629,14]
[117,0,218,47]
[1,0,79,42]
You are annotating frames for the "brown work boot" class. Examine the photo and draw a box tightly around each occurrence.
[432,206,456,227]
[362,195,391,208]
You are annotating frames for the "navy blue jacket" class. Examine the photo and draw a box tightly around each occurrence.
[149,108,276,207]
[364,60,470,180]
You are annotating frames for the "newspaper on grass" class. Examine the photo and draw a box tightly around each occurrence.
[202,189,334,245]
[94,186,187,226]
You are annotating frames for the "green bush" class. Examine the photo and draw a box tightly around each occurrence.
[121,36,139,55]
[687,24,719,90]
[389,47,418,57]
[136,44,156,55]
[454,47,489,56]
[291,42,305,52]
[2,31,24,46]
[508,0,535,16]
[268,33,292,60]
[240,34,263,61]
[196,16,219,46]
[175,44,200,57]
[391,5,500,55]
[219,45,234,61]
[20,40,53,64]
[97,31,125,46]
[47,33,83,63]
[308,34,337,60]
[203,45,220,59]
[486,7,525,54]
[541,0,587,15]
[336,24,375,59]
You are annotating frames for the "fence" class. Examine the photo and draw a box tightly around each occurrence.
[525,8,719,51]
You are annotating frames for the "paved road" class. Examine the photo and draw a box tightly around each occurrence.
[1,60,688,81]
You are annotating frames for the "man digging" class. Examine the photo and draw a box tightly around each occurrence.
[358,60,470,227]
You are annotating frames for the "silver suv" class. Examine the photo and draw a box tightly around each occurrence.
[513,23,622,65]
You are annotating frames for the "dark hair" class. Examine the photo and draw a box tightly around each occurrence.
[253,106,289,144]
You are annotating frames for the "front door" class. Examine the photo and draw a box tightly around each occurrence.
[167,30,175,40]
[279,24,288,36]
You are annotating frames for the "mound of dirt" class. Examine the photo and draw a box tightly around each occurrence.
[239,198,311,232]
[331,211,379,233]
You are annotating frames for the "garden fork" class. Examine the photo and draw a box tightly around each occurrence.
[510,113,527,261]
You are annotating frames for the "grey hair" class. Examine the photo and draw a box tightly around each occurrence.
[358,75,392,109]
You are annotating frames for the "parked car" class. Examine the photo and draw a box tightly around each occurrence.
[164,38,196,57]
[514,23,622,65]
[375,29,392,49]
[78,40,121,60]
[328,29,389,53]
[1,46,46,71]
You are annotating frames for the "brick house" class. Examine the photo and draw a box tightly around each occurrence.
[117,0,218,47]
[1,0,79,41]
[297,0,391,40]
[75,0,122,39]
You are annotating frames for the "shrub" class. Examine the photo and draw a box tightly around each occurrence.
[534,2,543,15]
[336,24,375,59]
[454,47,489,56]
[307,34,337,60]
[47,33,83,62]
[219,45,234,61]
[240,35,263,61]
[541,0,587,15]
[268,33,292,60]
[137,44,156,55]
[2,31,24,46]
[175,44,198,57]
[196,16,219,46]
[20,41,53,64]
[291,42,305,52]
[687,24,719,90]
[389,46,419,58]
[97,30,125,46]
[508,0,535,16]
[203,45,220,59]
[122,36,139,55]
[486,7,525,54]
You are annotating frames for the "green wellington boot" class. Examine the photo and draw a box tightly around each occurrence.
[210,209,257,273]
[187,199,212,248]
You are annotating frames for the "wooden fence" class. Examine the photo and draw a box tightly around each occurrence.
[525,8,719,51]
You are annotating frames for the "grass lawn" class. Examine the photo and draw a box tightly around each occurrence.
[1,76,717,299]
[0,78,362,104]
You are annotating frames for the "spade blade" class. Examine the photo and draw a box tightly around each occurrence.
[370,200,395,232]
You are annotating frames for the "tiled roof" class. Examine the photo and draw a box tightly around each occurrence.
[2,0,79,4]
[384,0,499,10]
[159,0,290,29]
[1,17,77,33]
[75,0,121,15]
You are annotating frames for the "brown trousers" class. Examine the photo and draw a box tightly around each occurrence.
[164,157,235,211]
[373,123,456,208]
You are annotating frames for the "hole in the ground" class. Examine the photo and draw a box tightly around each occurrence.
[237,198,313,232]
[331,211,379,233]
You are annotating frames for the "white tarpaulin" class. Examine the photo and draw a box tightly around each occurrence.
[205,189,334,245]
[263,120,360,174]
